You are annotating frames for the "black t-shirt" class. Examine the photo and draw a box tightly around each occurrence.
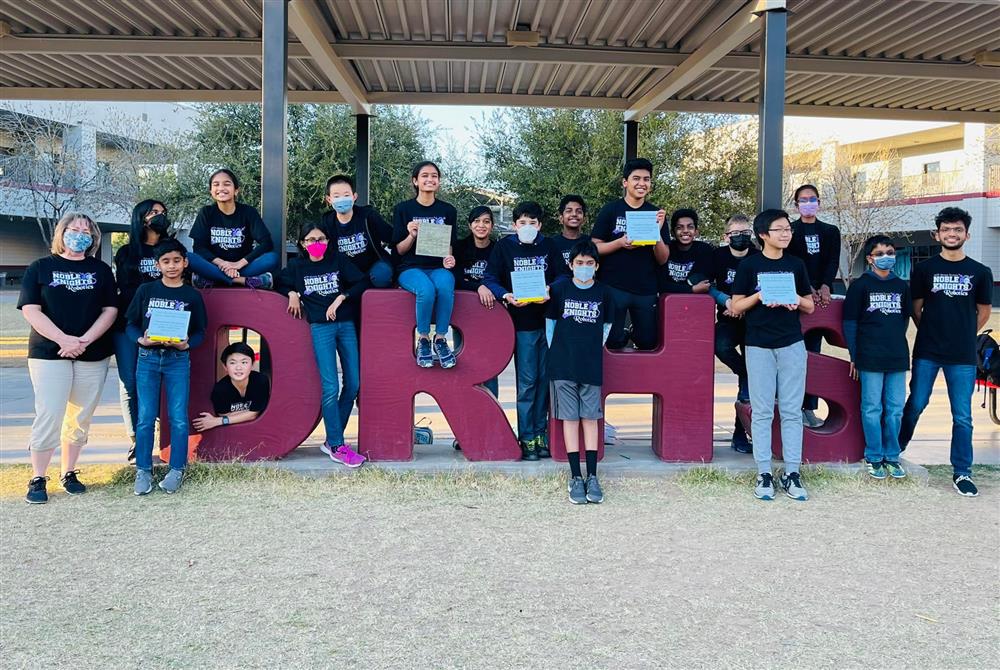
[660,240,715,294]
[320,205,392,274]
[712,245,760,323]
[911,255,994,366]
[546,280,614,386]
[483,234,566,331]
[125,281,208,346]
[113,242,162,328]
[278,254,369,324]
[788,218,841,289]
[18,255,117,361]
[591,199,667,295]
[211,370,270,415]
[452,235,495,291]
[190,202,274,263]
[732,252,812,349]
[391,198,459,271]
[550,233,591,275]
[843,272,911,372]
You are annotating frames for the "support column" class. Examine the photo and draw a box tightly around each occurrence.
[261,0,288,266]
[756,5,787,211]
[355,113,371,206]
[623,120,639,162]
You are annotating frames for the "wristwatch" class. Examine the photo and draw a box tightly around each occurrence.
[222,415,230,426]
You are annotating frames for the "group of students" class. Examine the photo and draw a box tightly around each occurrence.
[18,158,994,505]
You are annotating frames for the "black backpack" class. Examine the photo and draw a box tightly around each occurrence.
[976,330,1000,385]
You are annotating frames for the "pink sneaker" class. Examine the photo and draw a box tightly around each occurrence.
[331,444,366,468]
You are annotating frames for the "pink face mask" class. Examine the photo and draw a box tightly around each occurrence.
[306,241,328,257]
[798,201,819,217]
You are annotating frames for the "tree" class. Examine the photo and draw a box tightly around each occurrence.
[0,103,173,248]
[143,104,436,242]
[475,109,756,239]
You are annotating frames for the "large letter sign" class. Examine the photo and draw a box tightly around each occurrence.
[161,290,321,461]
[358,290,520,461]
[548,295,717,462]
[736,299,865,462]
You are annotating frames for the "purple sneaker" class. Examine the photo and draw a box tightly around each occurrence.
[245,272,273,290]
[331,444,366,468]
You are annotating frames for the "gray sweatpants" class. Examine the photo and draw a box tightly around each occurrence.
[746,341,807,474]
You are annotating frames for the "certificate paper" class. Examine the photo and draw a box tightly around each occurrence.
[511,268,547,303]
[625,211,660,246]
[415,222,452,258]
[758,272,799,305]
[148,307,191,342]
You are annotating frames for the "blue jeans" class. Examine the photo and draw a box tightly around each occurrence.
[187,251,279,285]
[398,267,455,336]
[899,358,976,476]
[514,329,548,441]
[310,321,360,447]
[452,327,499,397]
[135,348,190,472]
[113,330,139,439]
[369,259,394,288]
[859,370,906,464]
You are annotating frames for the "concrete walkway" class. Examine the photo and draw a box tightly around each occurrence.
[1,365,996,474]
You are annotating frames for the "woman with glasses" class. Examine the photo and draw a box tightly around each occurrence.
[787,183,841,428]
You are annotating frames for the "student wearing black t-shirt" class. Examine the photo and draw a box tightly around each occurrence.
[125,239,207,496]
[188,168,276,289]
[898,207,994,497]
[546,240,614,504]
[591,158,669,351]
[732,209,815,502]
[113,199,170,461]
[393,161,459,369]
[19,213,118,504]
[709,214,759,453]
[483,201,566,461]
[321,174,394,288]
[279,223,369,468]
[549,194,590,273]
[843,235,911,480]
[659,208,715,294]
[193,343,270,432]
[787,184,841,427]
[453,206,499,397]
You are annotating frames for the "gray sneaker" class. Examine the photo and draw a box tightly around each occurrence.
[802,409,824,428]
[134,469,153,496]
[158,468,184,494]
[754,472,775,501]
[585,475,604,503]
[568,476,587,504]
[781,471,809,501]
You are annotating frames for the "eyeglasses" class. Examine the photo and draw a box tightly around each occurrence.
[937,226,966,234]
[797,197,819,204]
[725,230,751,237]
[303,236,328,243]
[767,227,793,235]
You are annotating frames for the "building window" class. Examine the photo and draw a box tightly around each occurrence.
[922,161,940,174]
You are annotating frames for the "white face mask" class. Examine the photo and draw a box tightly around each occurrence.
[516,225,539,244]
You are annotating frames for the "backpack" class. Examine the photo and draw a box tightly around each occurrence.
[976,330,1000,385]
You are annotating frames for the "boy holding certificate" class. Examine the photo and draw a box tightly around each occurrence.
[126,239,207,496]
[731,210,815,502]
[483,202,565,461]
[546,240,613,504]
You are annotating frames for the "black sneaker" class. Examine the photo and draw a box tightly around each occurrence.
[953,474,979,497]
[520,439,539,462]
[60,470,86,495]
[731,432,752,454]
[433,337,456,369]
[568,476,587,504]
[25,476,49,504]
[416,338,434,368]
[536,434,551,459]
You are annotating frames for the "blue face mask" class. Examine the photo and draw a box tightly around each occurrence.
[332,196,354,214]
[573,265,596,282]
[63,230,93,253]
[873,255,896,271]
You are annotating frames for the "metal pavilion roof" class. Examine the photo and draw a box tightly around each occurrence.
[0,0,998,122]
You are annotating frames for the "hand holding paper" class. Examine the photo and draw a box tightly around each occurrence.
[511,268,547,303]
[414,222,452,258]
[757,272,799,306]
[148,307,191,342]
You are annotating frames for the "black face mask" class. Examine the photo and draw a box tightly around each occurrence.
[146,213,169,235]
[729,232,752,251]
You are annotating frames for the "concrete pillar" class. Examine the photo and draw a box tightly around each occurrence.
[261,0,288,266]
[62,124,97,188]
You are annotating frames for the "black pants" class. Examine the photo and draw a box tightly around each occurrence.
[802,330,822,410]
[715,319,749,402]
[606,287,657,351]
